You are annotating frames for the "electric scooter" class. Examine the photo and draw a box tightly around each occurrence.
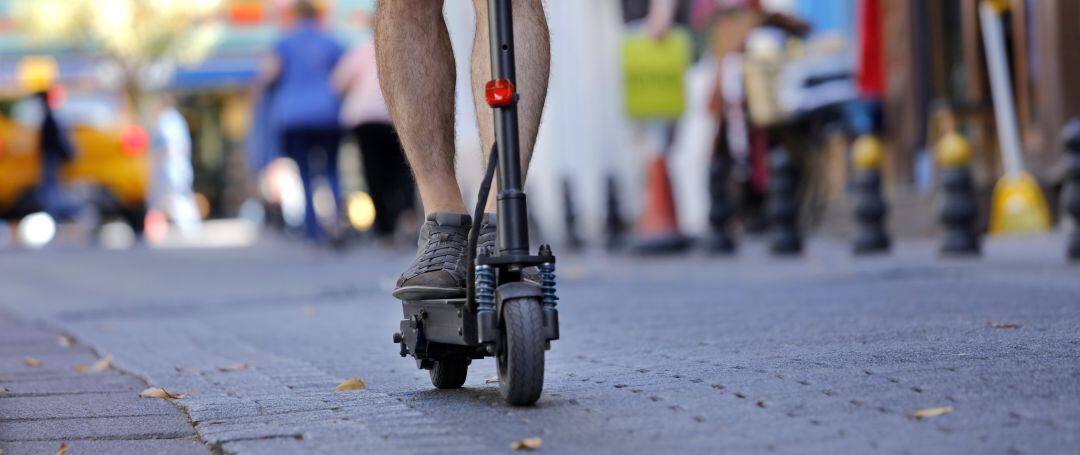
[392,0,559,406]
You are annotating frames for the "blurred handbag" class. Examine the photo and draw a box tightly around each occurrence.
[622,27,692,121]
[743,53,785,126]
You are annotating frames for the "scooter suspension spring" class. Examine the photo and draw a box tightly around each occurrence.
[539,262,558,309]
[475,264,496,312]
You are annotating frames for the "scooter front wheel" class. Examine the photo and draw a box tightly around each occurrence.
[497,297,545,405]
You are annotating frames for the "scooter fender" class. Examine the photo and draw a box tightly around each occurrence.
[495,281,543,326]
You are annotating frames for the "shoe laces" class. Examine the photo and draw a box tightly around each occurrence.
[413,225,468,275]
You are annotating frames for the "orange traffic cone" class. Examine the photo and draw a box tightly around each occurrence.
[631,155,690,254]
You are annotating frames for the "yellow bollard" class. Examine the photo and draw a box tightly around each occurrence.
[851,135,889,254]
[935,132,972,169]
[936,132,981,255]
[852,135,885,171]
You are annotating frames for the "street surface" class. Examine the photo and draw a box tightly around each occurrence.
[1,233,1078,454]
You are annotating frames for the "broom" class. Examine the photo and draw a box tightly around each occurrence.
[979,0,1050,234]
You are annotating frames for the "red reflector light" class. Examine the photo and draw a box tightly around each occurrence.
[47,84,66,110]
[485,79,515,108]
[120,125,149,157]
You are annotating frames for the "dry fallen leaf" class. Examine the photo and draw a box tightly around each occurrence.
[76,355,112,373]
[511,437,543,451]
[57,335,76,348]
[912,406,953,419]
[335,378,367,391]
[990,322,1021,329]
[139,387,186,399]
[24,357,43,368]
[218,362,250,372]
[485,376,499,384]
[55,443,69,455]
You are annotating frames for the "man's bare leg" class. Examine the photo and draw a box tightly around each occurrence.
[377,1,473,300]
[376,0,465,215]
[471,0,551,212]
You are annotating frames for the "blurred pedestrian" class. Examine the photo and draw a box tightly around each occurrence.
[704,4,809,233]
[621,0,694,253]
[34,89,78,219]
[333,40,417,245]
[150,95,201,239]
[257,0,344,243]
[625,0,689,41]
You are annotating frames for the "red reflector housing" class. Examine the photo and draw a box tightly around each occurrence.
[485,79,515,108]
[120,125,149,157]
[47,84,66,110]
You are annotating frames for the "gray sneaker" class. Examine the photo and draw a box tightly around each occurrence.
[478,213,541,284]
[393,212,471,300]
[477,213,498,256]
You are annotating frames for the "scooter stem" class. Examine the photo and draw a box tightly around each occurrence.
[487,0,530,256]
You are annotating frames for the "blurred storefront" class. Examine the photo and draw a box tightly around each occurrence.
[0,0,374,218]
[881,0,1080,188]
[3,0,1077,243]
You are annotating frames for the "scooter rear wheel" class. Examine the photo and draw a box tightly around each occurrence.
[497,298,545,405]
[430,359,469,389]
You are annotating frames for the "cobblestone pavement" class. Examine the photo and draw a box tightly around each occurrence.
[1,234,1078,454]
[0,311,207,454]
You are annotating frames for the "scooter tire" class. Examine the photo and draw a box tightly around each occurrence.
[430,359,469,389]
[498,298,545,406]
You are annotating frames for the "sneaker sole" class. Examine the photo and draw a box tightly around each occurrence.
[392,285,467,301]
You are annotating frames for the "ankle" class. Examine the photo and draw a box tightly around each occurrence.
[418,187,467,215]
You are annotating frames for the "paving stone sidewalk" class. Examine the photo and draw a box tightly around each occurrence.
[0,310,209,455]
[1,235,1078,454]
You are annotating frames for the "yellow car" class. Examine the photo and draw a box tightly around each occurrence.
[0,93,149,230]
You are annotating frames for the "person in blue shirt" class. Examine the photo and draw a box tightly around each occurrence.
[258,0,344,243]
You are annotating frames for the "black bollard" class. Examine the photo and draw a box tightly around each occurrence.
[851,135,890,254]
[604,175,626,251]
[936,132,981,256]
[561,178,584,251]
[767,146,801,255]
[1062,118,1080,261]
[707,151,736,254]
